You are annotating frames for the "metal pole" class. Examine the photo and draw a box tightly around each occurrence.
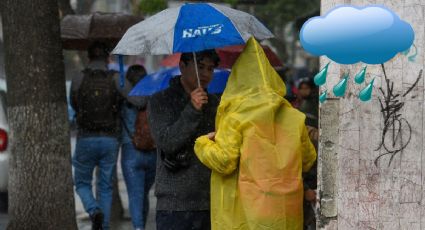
[193,52,201,88]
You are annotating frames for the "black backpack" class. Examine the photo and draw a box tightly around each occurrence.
[76,68,119,133]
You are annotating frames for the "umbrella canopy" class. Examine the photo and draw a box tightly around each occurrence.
[129,67,230,96]
[112,3,273,55]
[160,44,283,69]
[61,12,144,50]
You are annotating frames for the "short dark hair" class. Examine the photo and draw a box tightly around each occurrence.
[127,65,146,78]
[180,49,220,67]
[297,78,314,89]
[126,64,147,86]
[87,41,109,60]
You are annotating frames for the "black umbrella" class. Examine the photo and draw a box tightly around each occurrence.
[61,12,144,50]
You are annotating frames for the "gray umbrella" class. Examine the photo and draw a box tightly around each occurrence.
[61,12,144,50]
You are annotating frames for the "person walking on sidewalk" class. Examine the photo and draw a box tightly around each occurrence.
[120,65,157,230]
[71,42,141,230]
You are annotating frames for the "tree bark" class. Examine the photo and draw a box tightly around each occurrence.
[1,1,77,229]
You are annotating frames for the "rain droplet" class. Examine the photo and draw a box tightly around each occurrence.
[359,78,375,102]
[407,44,417,62]
[319,90,327,103]
[354,66,367,84]
[314,62,330,86]
[333,74,349,97]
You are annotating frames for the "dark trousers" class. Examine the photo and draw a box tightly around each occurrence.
[304,201,316,230]
[156,210,211,230]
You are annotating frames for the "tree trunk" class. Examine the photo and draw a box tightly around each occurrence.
[1,1,77,229]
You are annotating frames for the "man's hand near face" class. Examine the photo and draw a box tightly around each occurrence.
[191,87,208,111]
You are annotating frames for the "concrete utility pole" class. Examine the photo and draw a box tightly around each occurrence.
[318,1,425,229]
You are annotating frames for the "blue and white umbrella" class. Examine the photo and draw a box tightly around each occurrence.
[112,3,273,55]
[113,2,272,88]
[129,67,230,96]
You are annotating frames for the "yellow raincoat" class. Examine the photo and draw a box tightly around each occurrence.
[194,37,317,230]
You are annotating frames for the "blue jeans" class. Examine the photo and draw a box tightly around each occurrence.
[121,143,157,230]
[73,136,119,230]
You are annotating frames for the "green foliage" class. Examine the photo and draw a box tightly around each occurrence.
[139,0,167,15]
[223,0,239,7]
[254,0,320,28]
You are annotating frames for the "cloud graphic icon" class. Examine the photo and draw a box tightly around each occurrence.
[300,5,414,64]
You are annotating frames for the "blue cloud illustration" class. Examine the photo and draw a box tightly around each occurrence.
[300,5,414,65]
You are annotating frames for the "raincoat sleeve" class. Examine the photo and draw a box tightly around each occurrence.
[148,94,203,155]
[194,115,242,175]
[300,125,317,173]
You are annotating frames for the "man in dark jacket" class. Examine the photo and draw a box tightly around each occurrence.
[148,50,220,230]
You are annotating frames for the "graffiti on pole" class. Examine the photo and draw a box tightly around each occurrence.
[374,64,422,167]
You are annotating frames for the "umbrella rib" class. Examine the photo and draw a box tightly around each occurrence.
[210,3,245,42]
[153,27,175,54]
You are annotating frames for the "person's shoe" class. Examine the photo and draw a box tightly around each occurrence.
[90,209,104,230]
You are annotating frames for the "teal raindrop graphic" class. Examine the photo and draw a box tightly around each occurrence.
[359,78,375,102]
[333,73,349,97]
[408,54,417,62]
[314,62,330,86]
[319,90,327,103]
[401,44,417,62]
[408,44,417,62]
[354,67,367,84]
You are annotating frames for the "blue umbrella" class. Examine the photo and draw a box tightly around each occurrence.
[129,67,230,96]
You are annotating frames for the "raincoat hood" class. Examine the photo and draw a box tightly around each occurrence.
[220,37,287,106]
[194,37,317,230]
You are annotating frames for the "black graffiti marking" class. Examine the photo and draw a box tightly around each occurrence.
[374,64,422,167]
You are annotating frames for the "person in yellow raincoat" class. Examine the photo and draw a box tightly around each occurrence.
[194,37,317,230]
